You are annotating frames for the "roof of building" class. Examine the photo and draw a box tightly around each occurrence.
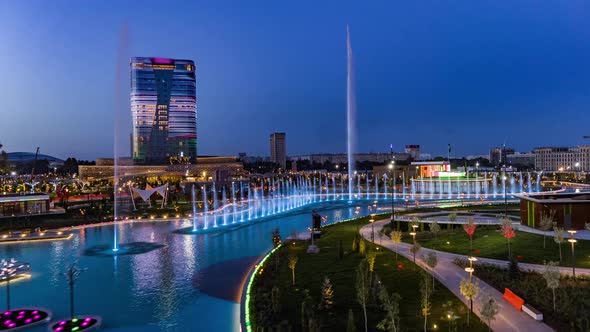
[411,161,450,166]
[7,152,63,163]
[514,191,590,204]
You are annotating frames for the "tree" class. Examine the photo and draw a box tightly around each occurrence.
[356,260,370,332]
[460,279,479,327]
[359,239,367,256]
[420,271,432,332]
[501,218,516,259]
[352,234,359,253]
[300,289,316,331]
[424,252,438,291]
[319,276,334,311]
[542,261,560,311]
[271,286,281,314]
[288,254,298,286]
[586,223,590,232]
[271,228,282,270]
[448,213,457,222]
[429,221,441,242]
[390,230,402,262]
[377,284,401,332]
[463,217,477,252]
[539,211,555,249]
[554,227,565,262]
[346,309,357,332]
[366,251,377,281]
[479,292,499,332]
[410,242,422,271]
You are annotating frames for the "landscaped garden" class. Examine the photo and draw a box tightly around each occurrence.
[248,215,488,331]
[455,258,590,331]
[400,221,590,268]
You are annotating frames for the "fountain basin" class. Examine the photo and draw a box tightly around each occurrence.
[83,242,164,257]
[50,316,101,332]
[0,308,50,331]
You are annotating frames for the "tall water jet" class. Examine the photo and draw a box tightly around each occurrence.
[202,184,209,229]
[346,25,357,202]
[112,26,130,252]
[191,184,198,232]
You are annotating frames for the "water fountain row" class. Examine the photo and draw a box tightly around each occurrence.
[183,172,542,232]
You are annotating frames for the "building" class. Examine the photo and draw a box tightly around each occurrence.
[78,157,243,182]
[404,145,420,160]
[517,192,590,230]
[506,152,535,168]
[131,57,197,165]
[292,153,409,165]
[411,161,451,178]
[270,133,286,169]
[0,194,52,218]
[533,146,590,172]
[7,152,64,169]
[489,147,515,166]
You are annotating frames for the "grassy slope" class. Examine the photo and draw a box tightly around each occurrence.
[250,215,488,331]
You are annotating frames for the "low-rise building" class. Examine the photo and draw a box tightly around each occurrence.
[534,146,590,172]
[516,192,590,230]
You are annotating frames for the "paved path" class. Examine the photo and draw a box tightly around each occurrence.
[361,220,555,332]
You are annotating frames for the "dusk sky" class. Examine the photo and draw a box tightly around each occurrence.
[1,0,590,160]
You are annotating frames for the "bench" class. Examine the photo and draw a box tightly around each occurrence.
[522,303,543,321]
[503,288,524,311]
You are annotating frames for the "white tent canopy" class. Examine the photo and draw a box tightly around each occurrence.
[129,183,168,209]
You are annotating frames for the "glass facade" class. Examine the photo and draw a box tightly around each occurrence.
[131,57,197,164]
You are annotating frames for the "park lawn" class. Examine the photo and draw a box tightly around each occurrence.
[403,226,590,268]
[250,215,488,332]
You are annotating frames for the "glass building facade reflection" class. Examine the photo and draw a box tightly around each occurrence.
[131,57,197,164]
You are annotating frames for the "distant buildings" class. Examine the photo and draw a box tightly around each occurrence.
[506,152,535,167]
[489,147,515,166]
[292,152,408,165]
[130,57,197,165]
[404,145,420,160]
[270,133,287,169]
[534,146,590,172]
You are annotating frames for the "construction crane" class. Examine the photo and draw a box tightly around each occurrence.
[30,147,40,180]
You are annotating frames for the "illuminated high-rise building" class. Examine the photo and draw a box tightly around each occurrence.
[270,132,286,169]
[130,57,197,164]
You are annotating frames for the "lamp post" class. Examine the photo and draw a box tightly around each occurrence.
[464,256,477,317]
[411,224,419,242]
[502,175,508,217]
[388,163,394,224]
[370,214,376,243]
[568,230,577,279]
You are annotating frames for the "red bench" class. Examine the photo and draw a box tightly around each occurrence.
[503,288,524,311]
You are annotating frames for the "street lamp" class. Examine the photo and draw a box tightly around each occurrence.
[464,257,477,318]
[388,163,394,223]
[411,224,419,241]
[568,230,577,279]
[370,214,375,242]
[502,175,508,217]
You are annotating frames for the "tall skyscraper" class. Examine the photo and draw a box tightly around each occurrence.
[270,132,286,169]
[130,57,197,164]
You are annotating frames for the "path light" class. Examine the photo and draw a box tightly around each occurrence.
[466,256,477,281]
[567,230,577,279]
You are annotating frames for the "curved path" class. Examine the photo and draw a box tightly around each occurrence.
[361,219,555,332]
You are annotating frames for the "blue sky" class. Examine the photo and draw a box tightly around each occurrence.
[1,0,589,160]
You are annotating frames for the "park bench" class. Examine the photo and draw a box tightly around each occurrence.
[522,303,543,321]
[503,288,524,311]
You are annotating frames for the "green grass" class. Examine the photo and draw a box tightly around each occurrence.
[250,215,488,331]
[404,226,590,268]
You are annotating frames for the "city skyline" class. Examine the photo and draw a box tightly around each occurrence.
[2,0,590,160]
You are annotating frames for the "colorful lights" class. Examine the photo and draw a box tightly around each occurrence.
[0,309,49,330]
[51,317,99,332]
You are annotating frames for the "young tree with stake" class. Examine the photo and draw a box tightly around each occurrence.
[542,261,560,311]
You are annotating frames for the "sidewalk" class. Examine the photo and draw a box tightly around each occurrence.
[361,220,555,332]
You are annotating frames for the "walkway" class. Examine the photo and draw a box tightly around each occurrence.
[361,220,555,332]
